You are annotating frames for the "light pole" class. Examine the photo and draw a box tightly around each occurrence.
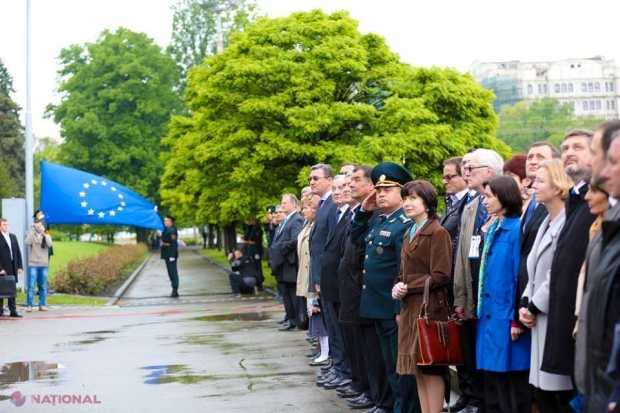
[200,0,242,54]
[25,0,34,222]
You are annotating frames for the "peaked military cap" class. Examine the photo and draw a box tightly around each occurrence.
[371,162,413,188]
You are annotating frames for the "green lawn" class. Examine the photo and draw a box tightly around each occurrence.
[19,241,114,306]
[48,241,111,279]
[197,248,276,289]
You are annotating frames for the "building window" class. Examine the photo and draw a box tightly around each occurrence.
[606,83,609,92]
[596,100,602,110]
[554,83,560,93]
[527,84,533,94]
[607,100,611,110]
[561,83,567,93]
[583,101,588,111]
[570,101,575,109]
[568,83,574,93]
[612,83,615,92]
[595,82,601,92]
[537,84,542,93]
[612,100,616,110]
[588,83,593,92]
[582,83,587,92]
[590,100,596,110]
[543,84,548,93]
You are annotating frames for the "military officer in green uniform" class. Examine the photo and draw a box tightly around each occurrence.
[351,162,419,413]
[161,215,179,297]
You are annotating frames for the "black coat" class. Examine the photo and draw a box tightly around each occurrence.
[439,194,467,298]
[160,225,178,260]
[585,218,620,412]
[0,233,23,282]
[269,212,303,283]
[339,207,378,324]
[320,207,350,302]
[542,185,596,375]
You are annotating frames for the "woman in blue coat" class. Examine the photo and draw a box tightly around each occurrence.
[477,176,531,413]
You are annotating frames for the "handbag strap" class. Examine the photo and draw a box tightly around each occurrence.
[420,277,431,318]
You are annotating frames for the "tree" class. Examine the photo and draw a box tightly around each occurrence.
[46,28,183,202]
[0,58,25,197]
[497,98,605,153]
[160,10,509,224]
[168,0,258,91]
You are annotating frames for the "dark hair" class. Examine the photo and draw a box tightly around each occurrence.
[590,176,610,196]
[503,154,527,180]
[310,163,334,179]
[442,157,463,175]
[483,176,522,217]
[352,165,373,182]
[529,141,561,159]
[401,180,438,220]
[598,120,620,156]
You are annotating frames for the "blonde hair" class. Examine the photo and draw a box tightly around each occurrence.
[539,159,573,200]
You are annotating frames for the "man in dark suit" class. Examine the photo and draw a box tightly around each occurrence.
[542,130,596,386]
[0,218,24,317]
[319,174,353,390]
[340,166,394,412]
[269,194,303,331]
[351,162,417,413]
[161,215,179,298]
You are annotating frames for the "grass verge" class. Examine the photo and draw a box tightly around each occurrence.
[197,248,276,289]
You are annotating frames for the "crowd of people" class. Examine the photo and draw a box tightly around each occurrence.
[261,121,620,413]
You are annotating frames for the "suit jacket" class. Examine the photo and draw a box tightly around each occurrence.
[320,206,350,302]
[351,207,413,320]
[516,202,548,323]
[542,184,596,375]
[269,211,303,283]
[453,195,480,319]
[296,223,312,297]
[0,233,23,282]
[309,195,337,290]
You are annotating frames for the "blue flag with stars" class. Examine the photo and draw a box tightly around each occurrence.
[40,161,163,231]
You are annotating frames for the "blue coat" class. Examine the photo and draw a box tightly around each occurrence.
[476,216,531,372]
[351,207,413,320]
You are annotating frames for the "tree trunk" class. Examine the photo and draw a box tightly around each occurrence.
[136,227,148,245]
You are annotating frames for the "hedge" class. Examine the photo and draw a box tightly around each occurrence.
[50,244,147,295]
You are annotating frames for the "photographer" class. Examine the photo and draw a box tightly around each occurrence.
[228,249,258,297]
[25,219,52,312]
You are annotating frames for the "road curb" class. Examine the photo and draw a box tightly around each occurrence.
[106,254,152,306]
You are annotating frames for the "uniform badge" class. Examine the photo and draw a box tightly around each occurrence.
[379,174,386,181]
[376,246,384,254]
[399,215,411,223]
[379,230,391,237]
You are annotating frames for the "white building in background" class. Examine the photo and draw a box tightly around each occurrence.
[470,57,620,117]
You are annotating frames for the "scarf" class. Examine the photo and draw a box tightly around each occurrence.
[408,219,428,243]
[476,218,500,319]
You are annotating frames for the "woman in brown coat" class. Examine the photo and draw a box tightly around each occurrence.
[392,180,453,413]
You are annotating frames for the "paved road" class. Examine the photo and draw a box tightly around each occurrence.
[0,249,347,412]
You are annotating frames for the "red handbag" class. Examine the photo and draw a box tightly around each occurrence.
[416,277,464,366]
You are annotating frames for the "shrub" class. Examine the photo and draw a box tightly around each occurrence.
[50,244,147,295]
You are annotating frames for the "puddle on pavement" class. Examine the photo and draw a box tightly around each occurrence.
[55,330,116,350]
[141,364,217,385]
[0,362,64,389]
[189,312,271,322]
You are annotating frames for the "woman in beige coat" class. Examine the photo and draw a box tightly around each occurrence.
[392,180,452,413]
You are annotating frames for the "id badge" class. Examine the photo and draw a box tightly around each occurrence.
[468,235,481,259]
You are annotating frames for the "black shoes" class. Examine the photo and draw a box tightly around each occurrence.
[9,312,22,318]
[170,287,179,298]
[323,377,352,390]
[337,387,362,398]
[443,396,470,412]
[274,317,287,324]
[278,323,298,331]
[348,394,374,409]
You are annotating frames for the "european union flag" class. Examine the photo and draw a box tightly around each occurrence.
[40,161,163,231]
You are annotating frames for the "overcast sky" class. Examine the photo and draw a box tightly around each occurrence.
[1,0,618,139]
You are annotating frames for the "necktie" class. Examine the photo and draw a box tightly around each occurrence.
[378,214,387,224]
[336,208,343,223]
[345,209,353,222]
[524,193,536,227]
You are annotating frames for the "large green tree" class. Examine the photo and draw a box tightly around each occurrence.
[0,58,25,197]
[161,10,509,224]
[47,28,183,201]
[168,0,258,92]
[497,98,605,153]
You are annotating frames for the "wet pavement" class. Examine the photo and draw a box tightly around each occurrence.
[0,249,348,412]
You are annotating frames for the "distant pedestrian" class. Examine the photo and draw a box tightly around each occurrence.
[161,215,180,298]
[228,249,258,297]
[25,219,52,312]
[0,218,23,317]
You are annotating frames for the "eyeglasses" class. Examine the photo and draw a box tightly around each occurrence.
[308,176,327,183]
[442,173,460,181]
[463,165,489,173]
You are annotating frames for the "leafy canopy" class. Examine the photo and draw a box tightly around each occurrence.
[0,58,25,197]
[161,10,509,224]
[47,28,183,201]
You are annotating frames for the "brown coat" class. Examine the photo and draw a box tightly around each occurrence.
[395,219,452,375]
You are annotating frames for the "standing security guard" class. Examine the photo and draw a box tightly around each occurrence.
[161,215,179,297]
[351,162,419,413]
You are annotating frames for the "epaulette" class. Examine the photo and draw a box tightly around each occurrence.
[399,215,411,223]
